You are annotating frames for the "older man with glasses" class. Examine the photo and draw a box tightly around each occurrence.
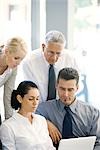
[16,30,79,103]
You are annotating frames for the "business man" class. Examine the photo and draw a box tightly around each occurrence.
[36,67,100,150]
[17,30,79,102]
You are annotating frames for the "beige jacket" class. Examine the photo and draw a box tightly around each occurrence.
[0,68,17,119]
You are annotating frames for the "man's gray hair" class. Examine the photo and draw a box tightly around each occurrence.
[45,30,66,47]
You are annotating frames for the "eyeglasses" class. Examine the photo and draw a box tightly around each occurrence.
[47,50,62,57]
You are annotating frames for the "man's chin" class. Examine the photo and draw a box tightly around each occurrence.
[63,99,72,105]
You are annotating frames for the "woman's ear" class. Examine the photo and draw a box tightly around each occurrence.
[4,48,10,56]
[17,95,22,103]
[4,48,8,53]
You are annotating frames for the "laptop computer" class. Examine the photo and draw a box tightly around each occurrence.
[58,136,96,150]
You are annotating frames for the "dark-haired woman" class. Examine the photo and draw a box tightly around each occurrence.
[0,81,55,150]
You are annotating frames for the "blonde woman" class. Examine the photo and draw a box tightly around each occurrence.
[0,37,27,121]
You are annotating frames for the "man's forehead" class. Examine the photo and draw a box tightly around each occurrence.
[46,42,64,50]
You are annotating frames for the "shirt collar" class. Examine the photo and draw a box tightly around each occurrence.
[58,98,78,113]
[70,99,78,113]
[58,100,66,112]
[13,112,34,123]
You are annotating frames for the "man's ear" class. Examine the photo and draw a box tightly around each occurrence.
[42,44,45,51]
[77,84,79,91]
[17,95,22,103]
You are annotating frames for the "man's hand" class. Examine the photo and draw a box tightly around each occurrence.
[47,120,62,144]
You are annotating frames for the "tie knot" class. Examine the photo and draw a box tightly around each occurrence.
[49,64,54,71]
[64,106,71,112]
[50,64,53,67]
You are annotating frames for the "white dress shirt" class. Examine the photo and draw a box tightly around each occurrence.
[0,112,55,150]
[16,49,79,102]
[0,68,17,119]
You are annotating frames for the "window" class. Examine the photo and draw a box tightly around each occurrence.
[0,0,31,50]
[73,0,100,109]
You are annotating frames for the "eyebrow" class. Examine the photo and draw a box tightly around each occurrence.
[29,95,39,98]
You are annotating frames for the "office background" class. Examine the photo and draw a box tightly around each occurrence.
[0,0,100,119]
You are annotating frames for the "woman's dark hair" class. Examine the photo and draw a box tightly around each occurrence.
[57,67,79,85]
[11,81,38,110]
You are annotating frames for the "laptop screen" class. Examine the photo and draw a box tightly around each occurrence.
[58,136,96,150]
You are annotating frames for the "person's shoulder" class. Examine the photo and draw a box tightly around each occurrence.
[30,48,42,56]
[37,100,57,113]
[24,48,43,62]
[39,100,56,107]
[77,99,99,113]
[0,116,14,129]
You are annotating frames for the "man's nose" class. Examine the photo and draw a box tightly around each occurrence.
[64,90,69,96]
[52,53,59,61]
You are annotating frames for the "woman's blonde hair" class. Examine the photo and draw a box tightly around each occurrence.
[4,37,27,53]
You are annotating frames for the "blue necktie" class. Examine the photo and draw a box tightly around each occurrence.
[47,64,56,100]
[62,106,73,139]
